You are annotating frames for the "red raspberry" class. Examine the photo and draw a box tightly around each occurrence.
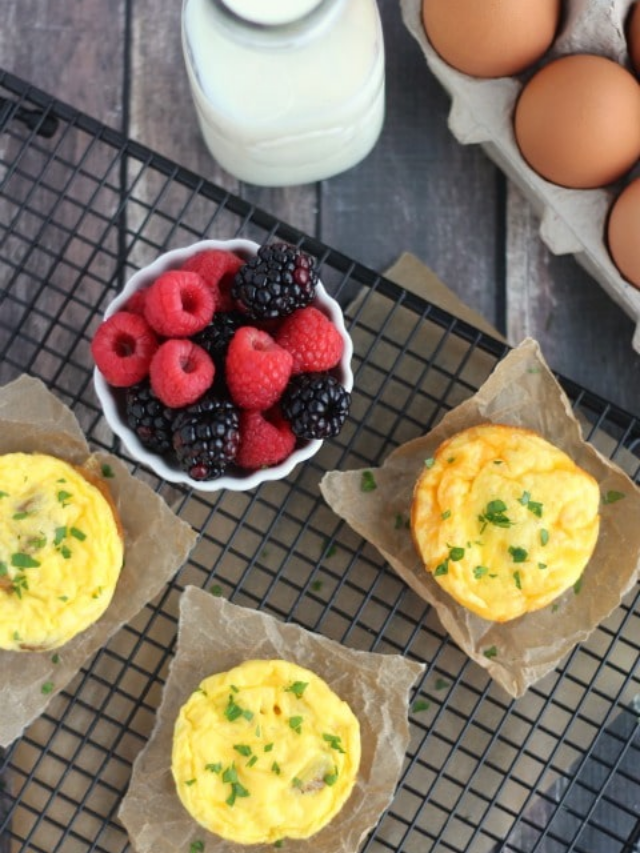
[144,270,215,337]
[149,339,215,408]
[236,409,296,470]
[275,306,344,374]
[225,327,293,411]
[122,288,148,316]
[181,250,244,313]
[91,311,158,387]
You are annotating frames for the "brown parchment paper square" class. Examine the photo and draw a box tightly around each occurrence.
[119,586,425,853]
[320,338,640,698]
[0,374,198,747]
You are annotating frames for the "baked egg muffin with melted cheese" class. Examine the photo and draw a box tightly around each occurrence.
[171,659,361,845]
[411,424,601,622]
[0,452,124,651]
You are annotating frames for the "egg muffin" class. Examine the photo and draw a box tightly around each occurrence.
[171,659,361,845]
[411,424,601,622]
[0,452,124,651]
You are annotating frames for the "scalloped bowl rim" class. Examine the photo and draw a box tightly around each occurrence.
[93,238,354,492]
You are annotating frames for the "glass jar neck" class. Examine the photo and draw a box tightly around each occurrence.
[200,0,347,48]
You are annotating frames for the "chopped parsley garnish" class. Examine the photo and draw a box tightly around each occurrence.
[13,631,20,642]
[323,733,346,753]
[264,743,274,753]
[233,744,252,757]
[573,577,583,594]
[247,755,258,768]
[0,561,6,577]
[447,456,456,464]
[424,457,435,468]
[41,681,54,695]
[13,511,30,521]
[449,546,465,562]
[58,595,69,602]
[57,490,73,507]
[285,681,308,699]
[513,571,522,590]
[224,694,253,723]
[435,678,449,691]
[411,699,430,713]
[11,574,29,598]
[205,762,222,774]
[288,715,303,734]
[70,527,86,541]
[274,841,284,849]
[291,777,303,790]
[473,565,489,579]
[538,562,547,570]
[222,764,249,806]
[184,779,197,786]
[508,546,528,563]
[51,653,60,665]
[478,499,512,531]
[434,560,449,577]
[518,491,543,517]
[493,460,503,466]
[271,761,281,775]
[360,470,377,492]
[323,540,337,558]
[101,464,115,478]
[54,527,67,546]
[540,529,549,546]
[483,646,498,659]
[11,553,40,569]
[190,842,204,853]
[323,768,339,787]
[311,580,323,592]
[603,490,625,504]
[441,509,451,520]
[0,491,9,498]
[209,584,223,597]
[394,513,409,529]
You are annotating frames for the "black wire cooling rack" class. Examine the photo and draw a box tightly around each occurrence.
[1,68,640,853]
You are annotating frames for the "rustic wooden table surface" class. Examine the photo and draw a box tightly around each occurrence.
[3,0,640,415]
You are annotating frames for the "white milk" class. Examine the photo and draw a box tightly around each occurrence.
[181,0,385,186]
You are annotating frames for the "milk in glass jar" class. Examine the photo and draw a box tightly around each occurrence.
[181,0,385,186]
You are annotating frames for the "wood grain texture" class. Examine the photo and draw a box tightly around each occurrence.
[2,0,640,414]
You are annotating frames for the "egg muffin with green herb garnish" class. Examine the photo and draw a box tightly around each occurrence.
[171,659,361,844]
[411,424,601,622]
[0,452,124,651]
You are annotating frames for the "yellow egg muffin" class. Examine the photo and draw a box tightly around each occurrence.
[411,424,601,622]
[171,659,361,845]
[0,452,124,651]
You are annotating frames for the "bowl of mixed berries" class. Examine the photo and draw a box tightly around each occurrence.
[92,238,353,491]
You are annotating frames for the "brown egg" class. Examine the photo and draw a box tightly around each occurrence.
[421,0,562,78]
[607,177,640,289]
[514,54,640,189]
[627,2,640,76]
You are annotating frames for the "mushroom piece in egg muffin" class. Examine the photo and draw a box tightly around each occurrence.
[411,424,601,623]
[0,452,124,651]
[171,659,361,845]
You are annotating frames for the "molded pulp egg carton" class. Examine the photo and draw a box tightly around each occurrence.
[401,0,640,353]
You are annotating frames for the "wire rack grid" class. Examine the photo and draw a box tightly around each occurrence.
[1,69,640,853]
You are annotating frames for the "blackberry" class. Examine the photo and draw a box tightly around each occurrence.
[192,310,245,366]
[172,394,240,481]
[232,242,318,320]
[125,380,175,454]
[281,373,350,440]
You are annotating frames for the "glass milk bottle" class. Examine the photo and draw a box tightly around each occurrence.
[181,0,385,186]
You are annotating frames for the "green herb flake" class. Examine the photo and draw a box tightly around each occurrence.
[493,460,504,466]
[233,744,252,757]
[274,841,284,849]
[60,545,72,560]
[551,603,560,613]
[184,779,197,787]
[205,762,222,774]
[54,527,67,546]
[441,509,451,521]
[51,653,60,664]
[101,464,115,479]
[247,755,258,768]
[12,511,30,521]
[473,565,489,579]
[0,491,9,499]
[323,540,337,558]
[508,546,528,563]
[271,761,281,775]
[288,715,303,734]
[70,527,86,541]
[517,491,531,506]
[226,779,249,807]
[190,842,204,853]
[603,490,625,505]
[360,471,377,492]
[264,743,274,753]
[540,529,549,546]
[291,777,303,790]
[434,560,449,577]
[513,570,522,590]
[0,562,7,577]
[209,584,223,597]
[435,678,449,691]
[424,457,435,469]
[224,694,253,723]
[411,699,430,713]
[13,631,20,642]
[11,574,29,598]
[573,577,583,595]
[538,562,547,570]
[449,546,465,562]
[41,681,54,695]
[58,595,69,603]
[447,456,456,464]
[323,768,339,787]
[483,646,498,660]
[285,681,308,699]
[57,490,73,506]
[323,733,346,753]
[311,580,323,592]
[11,553,40,569]
[479,499,512,530]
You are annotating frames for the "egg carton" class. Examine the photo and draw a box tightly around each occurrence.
[401,0,640,353]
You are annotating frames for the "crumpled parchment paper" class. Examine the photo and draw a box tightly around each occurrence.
[119,586,425,853]
[320,338,640,698]
[0,374,197,747]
